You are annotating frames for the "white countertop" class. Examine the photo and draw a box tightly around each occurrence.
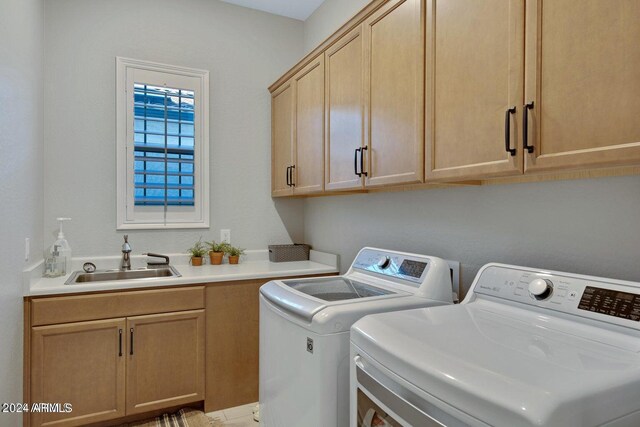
[25,250,339,297]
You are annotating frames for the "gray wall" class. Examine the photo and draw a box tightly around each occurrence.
[304,177,640,295]
[303,0,370,53]
[44,0,306,256]
[302,0,640,295]
[0,0,44,423]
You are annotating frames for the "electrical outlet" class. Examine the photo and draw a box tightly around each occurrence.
[220,229,231,244]
[25,238,30,262]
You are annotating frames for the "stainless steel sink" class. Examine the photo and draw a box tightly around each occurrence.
[65,266,181,285]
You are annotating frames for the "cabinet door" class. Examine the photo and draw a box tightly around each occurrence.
[425,0,524,180]
[364,0,424,187]
[205,280,262,411]
[126,310,205,415]
[293,55,325,195]
[31,319,126,427]
[325,25,366,191]
[524,0,640,172]
[271,82,294,197]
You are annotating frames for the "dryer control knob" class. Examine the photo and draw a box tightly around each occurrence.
[377,256,391,269]
[529,278,553,300]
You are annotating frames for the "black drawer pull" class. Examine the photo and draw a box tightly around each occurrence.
[505,107,516,156]
[361,146,368,177]
[118,329,122,357]
[523,102,535,153]
[290,165,296,187]
[354,148,362,177]
[129,328,134,356]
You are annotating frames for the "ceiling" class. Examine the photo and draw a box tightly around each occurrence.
[220,0,325,20]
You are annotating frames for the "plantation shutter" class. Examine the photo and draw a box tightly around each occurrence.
[133,84,196,206]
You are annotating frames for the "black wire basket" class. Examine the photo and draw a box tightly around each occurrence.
[268,244,311,262]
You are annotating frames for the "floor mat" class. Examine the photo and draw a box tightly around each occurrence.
[128,408,213,427]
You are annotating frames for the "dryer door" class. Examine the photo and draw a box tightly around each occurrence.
[356,388,404,427]
[353,355,480,427]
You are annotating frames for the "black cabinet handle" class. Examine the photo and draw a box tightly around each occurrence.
[354,148,362,177]
[129,328,134,356]
[285,166,291,187]
[523,102,535,153]
[290,165,296,187]
[504,107,517,156]
[118,329,123,357]
[360,146,368,177]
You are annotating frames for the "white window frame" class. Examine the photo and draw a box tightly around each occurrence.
[116,57,210,230]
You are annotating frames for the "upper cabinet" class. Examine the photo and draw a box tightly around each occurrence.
[425,0,640,181]
[325,25,366,192]
[270,0,640,196]
[293,55,325,195]
[364,0,424,187]
[273,0,425,196]
[524,0,640,172]
[271,82,294,197]
[271,56,325,197]
[425,0,524,180]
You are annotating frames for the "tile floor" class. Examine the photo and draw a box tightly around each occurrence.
[207,402,259,427]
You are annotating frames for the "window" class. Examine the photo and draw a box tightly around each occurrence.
[116,57,209,229]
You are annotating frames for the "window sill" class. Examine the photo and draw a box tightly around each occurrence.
[116,221,210,231]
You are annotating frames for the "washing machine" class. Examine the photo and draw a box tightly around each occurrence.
[351,263,640,427]
[259,247,458,427]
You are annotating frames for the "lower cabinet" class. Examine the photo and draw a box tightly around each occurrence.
[27,287,205,427]
[26,275,336,426]
[205,280,262,412]
[31,319,126,427]
[126,311,205,415]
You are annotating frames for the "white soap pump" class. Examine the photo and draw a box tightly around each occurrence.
[52,218,72,274]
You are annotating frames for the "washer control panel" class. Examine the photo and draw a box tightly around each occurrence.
[352,249,431,286]
[473,265,640,328]
[578,286,640,322]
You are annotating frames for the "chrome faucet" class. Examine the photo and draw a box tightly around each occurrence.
[121,235,132,270]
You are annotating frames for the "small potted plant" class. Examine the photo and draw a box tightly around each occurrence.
[207,240,229,265]
[225,245,245,265]
[187,238,207,266]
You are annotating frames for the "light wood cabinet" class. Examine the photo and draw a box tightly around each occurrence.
[292,55,325,195]
[31,319,126,427]
[271,82,294,197]
[324,0,428,192]
[364,0,425,187]
[273,0,425,195]
[28,287,205,427]
[126,310,205,415]
[25,277,342,425]
[271,57,325,196]
[325,25,366,191]
[523,0,640,172]
[425,0,525,180]
[269,0,640,194]
[205,280,262,411]
[203,273,339,412]
[426,0,640,181]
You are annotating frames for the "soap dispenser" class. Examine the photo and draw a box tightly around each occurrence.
[48,218,72,275]
[44,245,65,277]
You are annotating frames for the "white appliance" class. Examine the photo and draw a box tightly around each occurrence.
[259,247,458,427]
[351,263,640,427]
